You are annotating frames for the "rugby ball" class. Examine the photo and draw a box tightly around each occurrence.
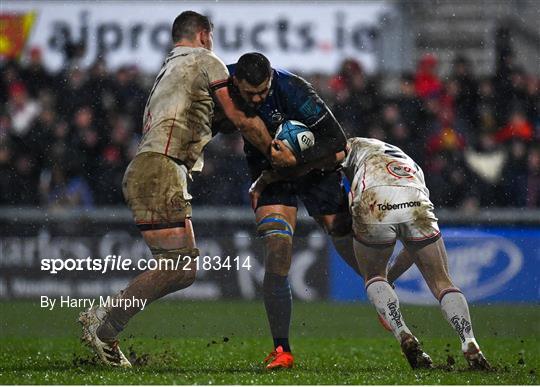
[275,120,315,156]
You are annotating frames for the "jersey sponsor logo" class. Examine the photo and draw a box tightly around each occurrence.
[299,96,322,118]
[377,201,421,211]
[386,161,416,179]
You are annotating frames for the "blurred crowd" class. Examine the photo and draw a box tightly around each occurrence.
[0,48,539,210]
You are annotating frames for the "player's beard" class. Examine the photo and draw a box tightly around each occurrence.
[230,85,259,117]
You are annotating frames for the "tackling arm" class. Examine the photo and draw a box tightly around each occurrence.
[214,87,273,158]
[297,110,347,165]
[249,149,345,209]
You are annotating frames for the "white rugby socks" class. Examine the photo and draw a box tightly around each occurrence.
[366,277,412,341]
[439,288,479,352]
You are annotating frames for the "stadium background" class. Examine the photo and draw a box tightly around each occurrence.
[1,1,539,304]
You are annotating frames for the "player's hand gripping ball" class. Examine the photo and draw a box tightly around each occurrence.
[274,120,315,156]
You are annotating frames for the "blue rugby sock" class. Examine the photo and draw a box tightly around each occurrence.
[263,272,292,352]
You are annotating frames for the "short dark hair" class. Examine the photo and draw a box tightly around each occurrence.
[235,53,272,86]
[172,11,213,42]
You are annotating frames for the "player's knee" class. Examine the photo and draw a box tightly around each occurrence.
[256,213,294,240]
[256,213,294,275]
[150,247,199,290]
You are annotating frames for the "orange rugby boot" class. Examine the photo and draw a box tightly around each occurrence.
[264,345,294,370]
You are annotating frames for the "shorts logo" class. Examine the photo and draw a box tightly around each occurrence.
[386,161,416,179]
[377,201,421,211]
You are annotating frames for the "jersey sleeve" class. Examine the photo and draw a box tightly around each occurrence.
[204,52,230,93]
[284,74,347,164]
[286,74,329,127]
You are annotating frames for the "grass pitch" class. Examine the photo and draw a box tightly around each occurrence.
[0,300,538,384]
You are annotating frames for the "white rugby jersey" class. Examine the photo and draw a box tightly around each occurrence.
[342,137,429,196]
[137,46,229,171]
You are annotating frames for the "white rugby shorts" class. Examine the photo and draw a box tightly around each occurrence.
[350,185,441,248]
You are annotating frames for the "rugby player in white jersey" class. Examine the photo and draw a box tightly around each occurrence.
[255,137,491,370]
[78,11,278,367]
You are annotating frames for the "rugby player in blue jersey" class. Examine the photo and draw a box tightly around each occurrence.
[217,53,361,369]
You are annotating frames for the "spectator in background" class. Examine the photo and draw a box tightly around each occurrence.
[46,120,73,168]
[415,53,442,100]
[477,78,498,134]
[113,65,146,123]
[7,83,41,139]
[95,116,133,204]
[425,102,466,160]
[1,49,538,210]
[494,110,534,143]
[396,73,426,138]
[26,107,58,170]
[40,165,94,209]
[57,66,91,119]
[73,116,101,184]
[86,59,115,127]
[451,55,479,132]
[464,133,507,207]
[501,139,529,206]
[0,61,21,106]
[0,142,14,204]
[524,76,539,136]
[20,47,54,98]
[426,150,476,209]
[11,154,39,205]
[508,68,529,114]
[329,58,380,136]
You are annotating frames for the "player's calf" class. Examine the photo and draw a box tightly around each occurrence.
[365,276,433,369]
[413,239,490,369]
[365,276,413,341]
[438,287,491,370]
[96,247,198,341]
[257,212,294,353]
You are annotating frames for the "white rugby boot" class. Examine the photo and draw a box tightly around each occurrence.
[78,307,132,368]
[400,332,433,369]
[463,341,491,370]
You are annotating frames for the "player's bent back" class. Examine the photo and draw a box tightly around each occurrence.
[342,137,440,249]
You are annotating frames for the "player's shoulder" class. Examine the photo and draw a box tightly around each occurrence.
[273,68,302,86]
[273,67,295,79]
[347,137,387,151]
[193,48,227,68]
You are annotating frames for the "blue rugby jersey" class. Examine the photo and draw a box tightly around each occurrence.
[227,64,334,173]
